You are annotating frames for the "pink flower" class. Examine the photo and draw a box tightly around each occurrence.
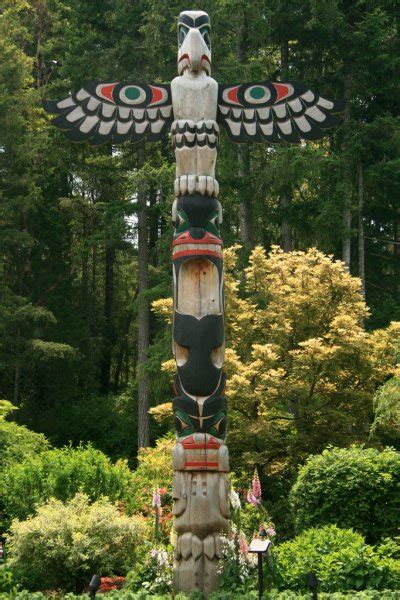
[246,471,262,506]
[266,527,276,537]
[252,470,262,499]
[246,490,261,506]
[151,548,158,558]
[152,490,161,508]
[238,535,248,555]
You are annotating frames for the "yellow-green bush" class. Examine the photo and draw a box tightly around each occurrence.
[6,493,148,592]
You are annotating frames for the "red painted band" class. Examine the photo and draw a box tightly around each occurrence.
[182,443,220,450]
[173,249,223,260]
[178,54,189,63]
[173,232,222,246]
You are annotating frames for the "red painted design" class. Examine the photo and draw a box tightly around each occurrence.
[99,83,117,103]
[173,249,223,260]
[273,83,290,100]
[182,437,221,450]
[150,86,164,104]
[227,86,240,104]
[178,53,189,64]
[208,435,220,446]
[183,435,195,445]
[201,55,211,65]
[173,232,222,246]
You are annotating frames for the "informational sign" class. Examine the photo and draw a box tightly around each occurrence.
[249,538,271,553]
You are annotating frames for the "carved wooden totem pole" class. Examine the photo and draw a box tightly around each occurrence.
[44,9,343,595]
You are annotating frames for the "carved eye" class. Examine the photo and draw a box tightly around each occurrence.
[178,25,189,47]
[200,26,211,50]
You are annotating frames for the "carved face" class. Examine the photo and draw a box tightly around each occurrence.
[177,10,211,75]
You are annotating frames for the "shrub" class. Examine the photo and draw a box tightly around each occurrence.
[130,434,174,542]
[377,537,400,560]
[2,444,136,524]
[267,593,400,599]
[130,434,174,514]
[0,401,50,530]
[0,565,18,594]
[0,401,49,468]
[0,591,399,599]
[6,493,148,592]
[273,525,400,592]
[290,446,400,542]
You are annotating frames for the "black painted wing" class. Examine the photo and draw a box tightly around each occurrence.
[43,81,173,145]
[217,81,345,143]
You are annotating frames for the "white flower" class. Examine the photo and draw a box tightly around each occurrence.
[230,489,241,511]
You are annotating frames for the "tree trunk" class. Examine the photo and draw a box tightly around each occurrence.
[113,290,137,390]
[237,145,254,249]
[394,207,400,298]
[137,143,150,448]
[13,362,20,405]
[100,245,115,392]
[342,73,352,268]
[280,39,293,252]
[358,162,365,298]
[236,15,254,249]
[281,191,293,252]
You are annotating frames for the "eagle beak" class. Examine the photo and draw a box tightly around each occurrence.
[177,24,211,75]
[186,28,204,72]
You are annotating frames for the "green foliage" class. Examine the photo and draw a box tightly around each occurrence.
[0,592,190,600]
[2,444,136,525]
[0,401,49,467]
[267,592,400,600]
[273,525,400,592]
[0,566,18,595]
[130,434,174,515]
[372,378,400,443]
[215,532,258,596]
[0,588,400,600]
[290,446,400,542]
[236,502,271,540]
[125,546,173,595]
[377,537,400,561]
[6,493,148,592]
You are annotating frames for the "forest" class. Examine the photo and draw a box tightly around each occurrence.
[0,0,400,597]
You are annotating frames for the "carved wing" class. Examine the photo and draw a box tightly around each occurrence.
[43,81,173,145]
[217,81,345,143]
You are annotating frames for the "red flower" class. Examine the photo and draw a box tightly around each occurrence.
[98,576,125,592]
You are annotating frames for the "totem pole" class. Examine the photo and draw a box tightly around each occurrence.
[43,9,344,595]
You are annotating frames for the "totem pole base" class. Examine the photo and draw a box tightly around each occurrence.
[173,436,230,595]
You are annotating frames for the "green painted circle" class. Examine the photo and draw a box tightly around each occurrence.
[125,87,141,100]
[249,86,266,99]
